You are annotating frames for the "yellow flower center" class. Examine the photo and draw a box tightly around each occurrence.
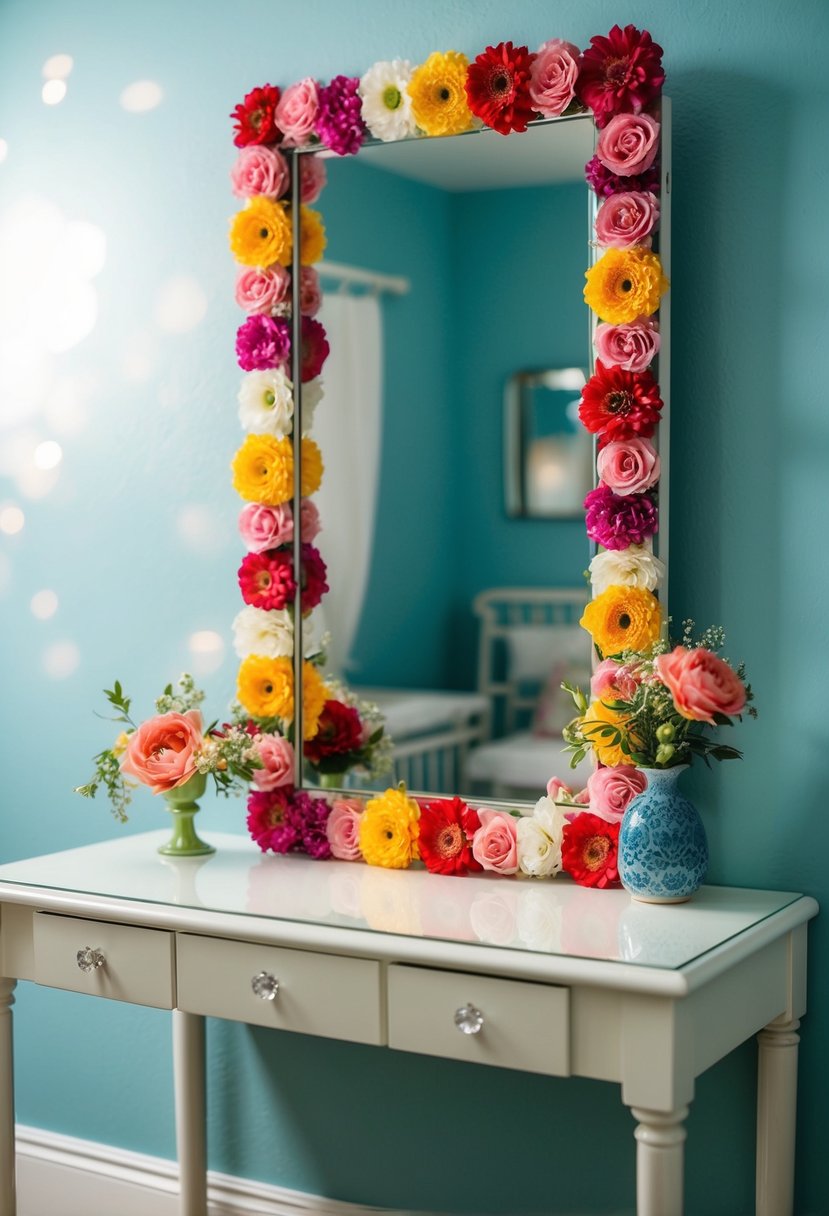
[584,835,610,871]
[437,823,463,858]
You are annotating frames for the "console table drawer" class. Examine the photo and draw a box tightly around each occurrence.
[33,913,174,1009]
[388,964,570,1076]
[176,933,384,1045]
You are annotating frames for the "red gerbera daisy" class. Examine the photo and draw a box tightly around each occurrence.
[465,41,537,135]
[561,813,621,888]
[576,25,665,128]
[304,700,364,764]
[231,84,281,148]
[578,361,663,441]
[418,797,482,876]
[238,550,296,610]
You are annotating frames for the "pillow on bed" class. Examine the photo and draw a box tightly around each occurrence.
[505,624,586,683]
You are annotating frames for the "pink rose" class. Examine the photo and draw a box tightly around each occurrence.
[597,437,660,495]
[471,809,519,875]
[120,710,203,795]
[656,646,747,725]
[594,318,660,373]
[591,658,641,701]
[252,734,295,790]
[326,797,365,861]
[300,155,327,204]
[596,112,660,176]
[275,78,319,146]
[546,775,573,800]
[235,265,291,315]
[298,497,321,543]
[529,38,581,117]
[238,502,293,552]
[299,266,322,317]
[595,190,660,249]
[586,765,647,823]
[230,145,290,201]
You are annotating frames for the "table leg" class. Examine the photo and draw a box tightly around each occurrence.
[756,1015,800,1216]
[631,1105,688,1216]
[172,1010,207,1216]
[0,979,16,1216]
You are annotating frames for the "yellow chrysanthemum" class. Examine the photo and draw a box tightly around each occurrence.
[580,699,640,768]
[299,437,323,496]
[112,731,131,757]
[229,197,292,268]
[408,51,474,137]
[584,247,669,324]
[299,205,327,265]
[301,662,328,740]
[231,434,293,506]
[237,656,327,739]
[580,585,661,657]
[359,786,421,869]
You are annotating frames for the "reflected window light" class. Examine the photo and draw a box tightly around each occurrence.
[0,504,25,535]
[42,54,73,80]
[31,589,59,619]
[42,640,80,679]
[188,630,225,676]
[120,80,163,113]
[0,139,7,164]
[155,276,208,334]
[42,79,67,106]
[34,440,63,470]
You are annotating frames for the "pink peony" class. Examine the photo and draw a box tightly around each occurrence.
[591,658,641,701]
[596,112,660,176]
[596,437,660,495]
[326,797,365,861]
[230,145,290,200]
[299,266,322,317]
[586,765,647,823]
[120,710,203,795]
[235,265,291,315]
[471,809,519,875]
[594,318,660,373]
[656,646,747,725]
[528,38,581,117]
[595,190,660,249]
[253,734,295,790]
[300,155,327,204]
[584,483,658,550]
[275,78,320,146]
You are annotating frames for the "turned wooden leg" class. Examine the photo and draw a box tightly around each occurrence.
[0,979,16,1216]
[756,1015,800,1216]
[631,1105,688,1216]
[172,1011,207,1216]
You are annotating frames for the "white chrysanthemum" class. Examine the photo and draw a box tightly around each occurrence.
[232,605,293,659]
[358,59,417,142]
[300,378,323,434]
[589,544,666,597]
[238,369,294,438]
[516,796,565,878]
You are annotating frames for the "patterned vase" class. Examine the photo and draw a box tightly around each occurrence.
[618,766,708,904]
[159,771,215,857]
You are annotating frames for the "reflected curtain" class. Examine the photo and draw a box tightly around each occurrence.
[312,292,383,678]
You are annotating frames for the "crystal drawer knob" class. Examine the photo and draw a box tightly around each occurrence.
[454,1002,484,1035]
[76,947,105,973]
[251,971,279,1001]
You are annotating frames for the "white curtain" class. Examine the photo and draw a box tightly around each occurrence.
[311,292,383,678]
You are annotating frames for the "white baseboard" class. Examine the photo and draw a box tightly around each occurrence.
[16,1124,399,1216]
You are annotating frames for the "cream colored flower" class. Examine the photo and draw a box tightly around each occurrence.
[516,796,565,878]
[300,377,323,434]
[238,369,294,438]
[359,59,417,142]
[589,544,666,597]
[232,605,293,659]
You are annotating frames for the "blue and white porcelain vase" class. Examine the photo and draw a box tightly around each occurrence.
[618,766,708,903]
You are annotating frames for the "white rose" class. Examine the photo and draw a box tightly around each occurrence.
[300,378,323,434]
[232,605,293,659]
[516,888,563,952]
[358,60,417,142]
[589,543,666,597]
[516,795,565,878]
[238,369,294,438]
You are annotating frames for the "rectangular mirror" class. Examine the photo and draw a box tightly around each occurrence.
[504,366,591,517]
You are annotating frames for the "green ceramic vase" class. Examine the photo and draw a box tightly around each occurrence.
[159,771,215,857]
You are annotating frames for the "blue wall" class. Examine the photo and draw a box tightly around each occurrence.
[0,1,827,1213]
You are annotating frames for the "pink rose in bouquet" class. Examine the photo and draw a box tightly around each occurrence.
[471,809,519,875]
[594,318,660,373]
[595,190,660,249]
[591,658,641,701]
[596,436,660,495]
[528,38,581,117]
[596,112,660,176]
[326,798,365,861]
[120,710,203,795]
[300,156,327,204]
[230,145,290,200]
[275,78,319,145]
[586,765,647,823]
[252,734,295,790]
[656,646,747,725]
[235,266,291,315]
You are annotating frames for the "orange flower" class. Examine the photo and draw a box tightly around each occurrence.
[580,585,661,656]
[584,247,668,324]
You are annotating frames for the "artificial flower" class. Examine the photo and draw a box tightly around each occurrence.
[238,369,294,437]
[359,59,417,142]
[596,113,660,176]
[580,584,662,656]
[231,84,281,147]
[561,813,620,888]
[516,795,565,878]
[585,765,647,823]
[408,51,474,137]
[316,75,366,156]
[235,315,291,373]
[529,38,581,117]
[465,41,536,135]
[593,318,660,373]
[589,544,666,597]
[231,435,322,506]
[418,797,482,876]
[229,198,292,268]
[230,145,290,200]
[359,786,420,869]
[275,78,320,146]
[578,361,663,439]
[584,483,658,550]
[595,190,660,249]
[304,699,363,763]
[232,604,293,659]
[299,266,322,317]
[247,786,292,852]
[585,154,661,198]
[300,542,329,612]
[655,646,747,725]
[584,247,668,324]
[300,155,327,204]
[576,24,665,127]
[579,699,639,767]
[235,265,291,315]
[252,733,295,790]
[596,437,660,495]
[471,809,519,874]
[238,550,296,611]
[326,797,365,861]
[120,710,203,794]
[237,656,327,738]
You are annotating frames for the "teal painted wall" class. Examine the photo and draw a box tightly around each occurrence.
[0,1,827,1213]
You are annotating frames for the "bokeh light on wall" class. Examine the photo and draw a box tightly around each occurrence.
[0,505,25,535]
[34,441,63,470]
[155,276,208,334]
[187,630,225,675]
[42,640,80,679]
[177,504,228,555]
[119,80,163,113]
[0,140,8,164]
[31,589,59,620]
[42,79,67,106]
[42,54,73,80]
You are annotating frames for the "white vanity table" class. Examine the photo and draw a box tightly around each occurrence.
[0,831,817,1216]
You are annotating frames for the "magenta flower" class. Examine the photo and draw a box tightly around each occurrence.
[300,316,330,381]
[289,791,332,859]
[315,75,366,156]
[236,315,291,372]
[246,787,293,852]
[576,24,665,128]
[584,483,658,550]
[301,542,329,612]
[585,154,660,198]
[238,550,296,610]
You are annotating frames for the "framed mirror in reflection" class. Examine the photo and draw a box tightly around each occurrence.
[504,366,591,518]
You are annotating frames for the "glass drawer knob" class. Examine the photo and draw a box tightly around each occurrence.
[454,1002,484,1035]
[76,947,105,973]
[251,971,279,1001]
